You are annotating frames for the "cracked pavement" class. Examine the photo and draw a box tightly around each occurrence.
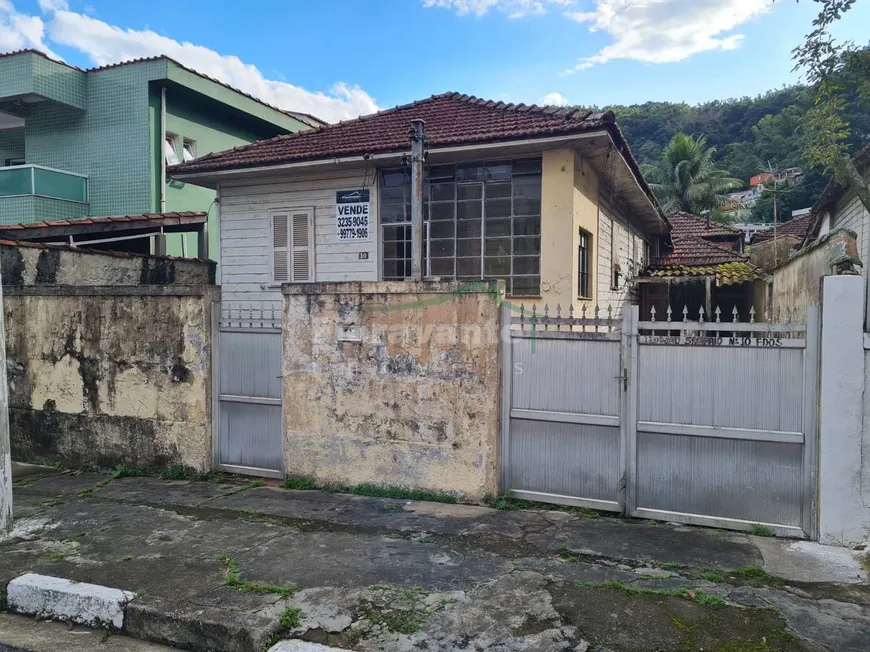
[2,471,870,652]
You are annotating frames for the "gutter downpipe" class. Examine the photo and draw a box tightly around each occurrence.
[160,86,167,213]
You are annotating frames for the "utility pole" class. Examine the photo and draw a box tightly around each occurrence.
[409,119,426,282]
[0,273,11,537]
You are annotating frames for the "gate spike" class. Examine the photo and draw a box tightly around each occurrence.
[581,302,587,319]
[698,306,705,322]
[714,306,721,323]
[569,303,574,319]
[595,304,600,320]
[732,305,739,323]
[607,304,613,320]
[749,306,756,324]
[519,304,525,330]
[666,305,672,322]
[682,305,688,322]
[764,308,771,323]
[556,303,562,331]
[650,305,657,322]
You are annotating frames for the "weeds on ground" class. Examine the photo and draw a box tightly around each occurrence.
[485,493,601,519]
[747,524,775,537]
[345,484,457,504]
[576,581,724,606]
[113,464,147,479]
[219,556,296,597]
[279,605,302,629]
[159,465,224,483]
[220,481,267,498]
[729,566,775,581]
[281,475,317,490]
[701,572,725,583]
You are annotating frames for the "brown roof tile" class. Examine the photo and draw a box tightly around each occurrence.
[667,211,742,239]
[651,236,748,268]
[167,92,619,175]
[752,212,817,244]
[0,211,207,232]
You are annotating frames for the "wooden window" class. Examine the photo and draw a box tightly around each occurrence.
[271,208,313,283]
[578,229,592,299]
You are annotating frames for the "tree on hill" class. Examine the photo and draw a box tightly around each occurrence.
[642,133,742,215]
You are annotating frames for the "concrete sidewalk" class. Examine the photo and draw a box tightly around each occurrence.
[2,471,869,652]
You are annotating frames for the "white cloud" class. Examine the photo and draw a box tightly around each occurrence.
[539,92,569,106]
[563,0,773,73]
[423,0,572,19]
[0,1,378,123]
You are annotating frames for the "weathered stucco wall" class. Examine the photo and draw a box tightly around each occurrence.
[3,243,217,471]
[282,280,503,500]
[770,240,828,321]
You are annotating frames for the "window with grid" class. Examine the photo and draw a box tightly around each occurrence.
[380,158,541,296]
[578,229,591,299]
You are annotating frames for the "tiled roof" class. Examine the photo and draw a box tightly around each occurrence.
[667,211,742,239]
[0,238,211,263]
[647,261,760,287]
[167,92,621,175]
[651,236,748,268]
[0,49,320,128]
[752,212,817,244]
[0,211,207,232]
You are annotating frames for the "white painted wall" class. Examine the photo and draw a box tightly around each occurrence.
[596,198,646,316]
[219,168,379,304]
[818,275,870,547]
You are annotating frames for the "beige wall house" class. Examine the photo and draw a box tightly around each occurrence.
[169,92,667,317]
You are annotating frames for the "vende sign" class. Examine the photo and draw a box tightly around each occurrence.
[336,189,371,242]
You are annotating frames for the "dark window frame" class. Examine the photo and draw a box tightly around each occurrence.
[578,228,592,299]
[379,158,542,296]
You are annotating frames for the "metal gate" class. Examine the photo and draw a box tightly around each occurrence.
[212,301,284,477]
[501,303,820,537]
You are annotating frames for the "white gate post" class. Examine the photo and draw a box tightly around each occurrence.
[0,275,11,536]
[818,275,869,546]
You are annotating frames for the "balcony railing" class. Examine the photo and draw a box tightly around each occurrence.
[0,165,88,203]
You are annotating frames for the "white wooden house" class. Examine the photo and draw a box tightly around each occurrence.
[169,92,667,316]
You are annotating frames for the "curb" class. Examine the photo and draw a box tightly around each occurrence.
[268,643,353,652]
[6,573,135,630]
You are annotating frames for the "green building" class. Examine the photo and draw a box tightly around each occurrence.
[0,49,317,257]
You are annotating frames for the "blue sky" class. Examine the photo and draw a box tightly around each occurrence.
[2,0,869,121]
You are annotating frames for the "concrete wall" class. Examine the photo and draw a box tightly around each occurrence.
[749,236,803,272]
[818,275,870,546]
[3,243,218,471]
[282,280,503,500]
[770,239,828,321]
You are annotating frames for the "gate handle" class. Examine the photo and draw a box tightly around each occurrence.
[615,369,628,392]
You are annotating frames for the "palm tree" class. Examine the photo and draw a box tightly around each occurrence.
[643,133,742,215]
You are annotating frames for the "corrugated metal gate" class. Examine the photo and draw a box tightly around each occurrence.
[212,301,284,478]
[501,304,820,538]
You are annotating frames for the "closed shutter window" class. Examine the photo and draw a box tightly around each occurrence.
[271,208,313,283]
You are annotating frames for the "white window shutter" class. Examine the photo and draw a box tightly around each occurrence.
[272,213,290,283]
[290,210,312,282]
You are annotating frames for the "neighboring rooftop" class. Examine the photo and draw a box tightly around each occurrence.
[0,49,324,129]
[751,212,818,244]
[667,211,742,240]
[0,212,207,241]
[651,235,749,268]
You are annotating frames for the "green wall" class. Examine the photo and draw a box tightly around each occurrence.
[162,87,270,259]
[0,128,24,166]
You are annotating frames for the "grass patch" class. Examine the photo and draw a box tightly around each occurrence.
[281,475,317,490]
[381,503,404,511]
[345,484,456,504]
[279,605,302,629]
[576,581,724,606]
[41,552,67,561]
[159,465,224,483]
[219,556,296,597]
[221,481,267,498]
[701,572,725,583]
[367,610,425,634]
[113,464,147,479]
[747,524,775,537]
[63,532,88,542]
[122,555,133,561]
[485,493,601,518]
[249,479,266,488]
[729,565,774,580]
